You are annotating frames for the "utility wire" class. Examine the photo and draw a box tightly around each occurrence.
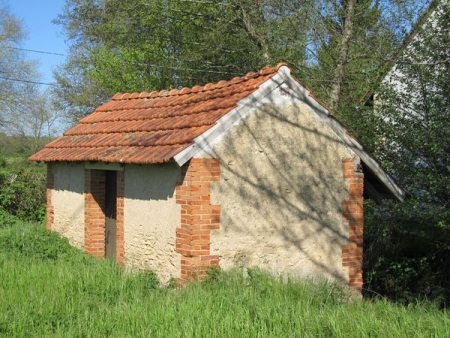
[142,62,241,76]
[0,76,56,86]
[4,46,65,57]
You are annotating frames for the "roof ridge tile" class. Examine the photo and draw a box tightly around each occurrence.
[191,85,203,93]
[111,63,285,101]
[204,83,216,90]
[259,62,287,76]
[230,77,242,84]
[243,71,257,79]
[138,92,151,98]
[179,87,191,94]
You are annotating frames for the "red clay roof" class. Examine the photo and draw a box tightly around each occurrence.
[30,64,286,164]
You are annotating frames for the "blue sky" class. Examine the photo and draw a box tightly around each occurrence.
[8,0,67,85]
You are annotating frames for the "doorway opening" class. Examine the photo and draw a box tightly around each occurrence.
[85,168,123,262]
[105,170,117,259]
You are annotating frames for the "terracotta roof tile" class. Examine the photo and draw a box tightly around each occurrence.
[179,87,191,95]
[30,63,287,164]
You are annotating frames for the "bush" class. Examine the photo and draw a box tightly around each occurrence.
[0,159,46,222]
[0,222,85,262]
[130,270,160,291]
[363,200,450,307]
[0,210,21,228]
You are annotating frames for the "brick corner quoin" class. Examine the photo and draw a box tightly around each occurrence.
[175,158,221,282]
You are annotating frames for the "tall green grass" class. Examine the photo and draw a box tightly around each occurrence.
[0,222,449,337]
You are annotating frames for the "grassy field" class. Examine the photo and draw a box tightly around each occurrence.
[0,222,449,337]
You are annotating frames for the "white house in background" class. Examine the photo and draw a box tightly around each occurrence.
[381,0,447,105]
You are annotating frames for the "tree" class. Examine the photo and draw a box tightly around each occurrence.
[52,46,110,123]
[15,90,63,153]
[377,0,449,216]
[53,0,315,117]
[53,0,428,123]
[363,0,450,305]
[0,2,40,129]
[305,0,431,112]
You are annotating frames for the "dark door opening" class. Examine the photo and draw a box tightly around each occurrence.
[105,170,117,259]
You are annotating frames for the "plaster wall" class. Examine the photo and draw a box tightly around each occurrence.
[210,101,355,282]
[51,162,85,249]
[123,163,181,283]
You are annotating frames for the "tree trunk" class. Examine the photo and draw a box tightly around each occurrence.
[329,0,356,110]
[237,0,271,64]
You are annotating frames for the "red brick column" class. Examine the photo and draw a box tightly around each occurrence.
[342,157,364,291]
[84,169,106,258]
[176,158,221,282]
[116,170,125,264]
[46,164,54,230]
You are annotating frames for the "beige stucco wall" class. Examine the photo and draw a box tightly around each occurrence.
[123,163,181,283]
[210,102,356,283]
[51,162,85,249]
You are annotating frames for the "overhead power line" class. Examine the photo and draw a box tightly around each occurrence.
[142,62,241,76]
[0,76,56,87]
[4,46,65,57]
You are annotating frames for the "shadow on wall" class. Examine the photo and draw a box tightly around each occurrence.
[124,163,180,202]
[54,164,179,205]
[209,100,354,282]
[50,163,86,248]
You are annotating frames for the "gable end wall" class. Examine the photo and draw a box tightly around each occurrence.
[209,101,358,285]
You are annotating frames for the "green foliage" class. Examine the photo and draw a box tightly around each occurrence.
[54,0,295,117]
[0,158,46,222]
[364,200,450,307]
[53,0,427,118]
[376,2,450,205]
[0,4,40,130]
[0,210,21,229]
[307,0,401,110]
[0,222,79,262]
[130,269,160,291]
[0,133,33,156]
[362,1,450,307]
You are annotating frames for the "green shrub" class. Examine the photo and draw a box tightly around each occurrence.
[363,200,450,307]
[0,223,85,262]
[0,160,46,222]
[130,269,160,291]
[0,210,21,228]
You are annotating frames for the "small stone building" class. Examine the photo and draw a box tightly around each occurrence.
[30,64,405,289]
